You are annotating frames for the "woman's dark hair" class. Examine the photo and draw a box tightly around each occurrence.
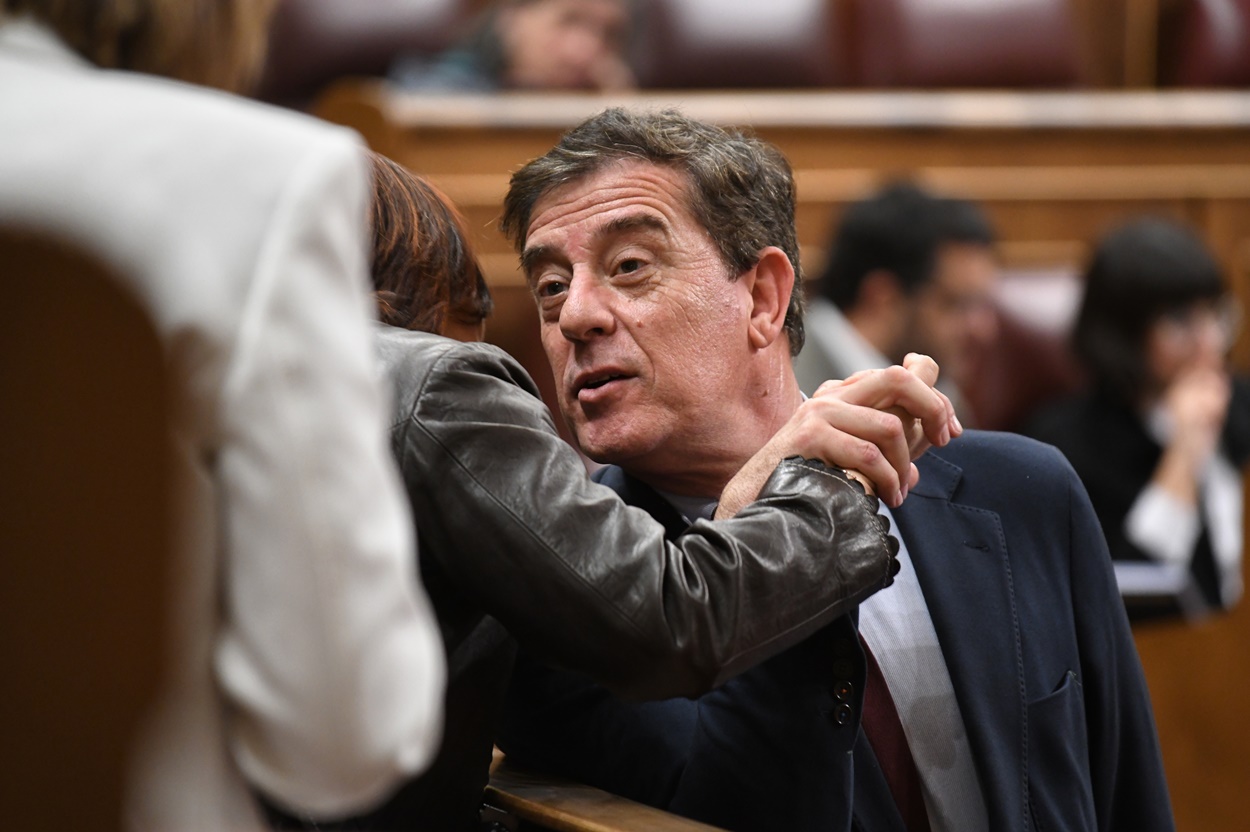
[1073,217,1226,405]
[368,152,492,334]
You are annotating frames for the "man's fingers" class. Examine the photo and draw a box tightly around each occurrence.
[903,354,963,441]
[816,365,957,448]
[794,398,914,505]
[902,352,940,387]
[894,386,959,455]
[813,377,845,395]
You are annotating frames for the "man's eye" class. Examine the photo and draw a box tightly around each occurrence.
[618,259,643,274]
[536,277,568,298]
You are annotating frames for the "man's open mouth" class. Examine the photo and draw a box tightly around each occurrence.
[581,373,625,391]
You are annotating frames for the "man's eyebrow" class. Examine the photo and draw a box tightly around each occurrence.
[520,213,669,279]
[520,244,557,278]
[601,213,669,238]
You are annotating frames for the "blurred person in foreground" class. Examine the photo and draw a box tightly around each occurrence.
[0,2,447,829]
[796,181,1001,425]
[1027,217,1249,622]
[391,0,635,93]
[263,152,959,831]
[496,108,1172,832]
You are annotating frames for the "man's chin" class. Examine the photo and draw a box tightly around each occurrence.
[573,427,639,469]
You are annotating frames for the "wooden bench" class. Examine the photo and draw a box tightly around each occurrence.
[485,751,724,832]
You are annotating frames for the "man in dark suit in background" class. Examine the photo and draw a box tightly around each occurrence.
[498,108,1174,832]
[794,181,1000,425]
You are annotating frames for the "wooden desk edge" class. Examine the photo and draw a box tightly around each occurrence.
[318,78,1250,132]
[486,759,726,832]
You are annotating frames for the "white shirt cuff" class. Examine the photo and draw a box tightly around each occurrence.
[1124,483,1200,566]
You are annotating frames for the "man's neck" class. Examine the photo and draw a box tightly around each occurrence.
[625,367,804,500]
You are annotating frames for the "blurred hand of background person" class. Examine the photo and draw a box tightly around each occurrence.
[1156,364,1232,503]
[1150,298,1239,505]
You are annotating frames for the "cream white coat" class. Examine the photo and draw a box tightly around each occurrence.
[0,18,445,830]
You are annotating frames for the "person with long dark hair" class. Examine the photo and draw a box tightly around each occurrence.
[1028,217,1248,621]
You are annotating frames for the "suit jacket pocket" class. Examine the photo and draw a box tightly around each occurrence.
[1026,670,1097,832]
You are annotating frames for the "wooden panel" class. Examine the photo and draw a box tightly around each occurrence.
[1133,601,1250,832]
[486,757,725,832]
[0,229,171,832]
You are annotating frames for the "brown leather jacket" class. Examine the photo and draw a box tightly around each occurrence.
[272,326,897,831]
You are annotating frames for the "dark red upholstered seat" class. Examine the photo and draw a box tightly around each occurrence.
[633,0,844,88]
[1159,0,1250,87]
[258,0,475,104]
[848,0,1081,88]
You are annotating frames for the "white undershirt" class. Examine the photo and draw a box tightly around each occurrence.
[859,506,989,832]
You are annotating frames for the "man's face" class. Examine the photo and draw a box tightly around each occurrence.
[910,242,1000,391]
[522,160,757,481]
[501,0,632,90]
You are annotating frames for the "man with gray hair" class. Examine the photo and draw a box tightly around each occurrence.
[498,108,1173,832]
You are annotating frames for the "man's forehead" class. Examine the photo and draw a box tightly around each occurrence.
[525,159,693,235]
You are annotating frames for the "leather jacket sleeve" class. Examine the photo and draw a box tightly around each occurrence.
[380,327,897,701]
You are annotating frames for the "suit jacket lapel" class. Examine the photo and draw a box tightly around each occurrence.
[591,465,690,540]
[890,450,1028,832]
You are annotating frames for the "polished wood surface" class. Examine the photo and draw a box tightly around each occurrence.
[0,229,171,832]
[486,755,725,832]
[1133,604,1250,832]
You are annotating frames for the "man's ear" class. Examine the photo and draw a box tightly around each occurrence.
[745,246,795,350]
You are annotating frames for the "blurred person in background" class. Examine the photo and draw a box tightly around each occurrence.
[796,181,1001,425]
[390,0,636,93]
[1027,217,1249,622]
[0,1,448,829]
[263,152,959,831]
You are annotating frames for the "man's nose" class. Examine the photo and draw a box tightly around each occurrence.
[559,273,616,342]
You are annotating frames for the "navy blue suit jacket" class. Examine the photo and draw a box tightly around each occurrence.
[499,431,1174,832]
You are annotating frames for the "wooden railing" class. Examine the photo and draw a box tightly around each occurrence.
[485,752,724,832]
